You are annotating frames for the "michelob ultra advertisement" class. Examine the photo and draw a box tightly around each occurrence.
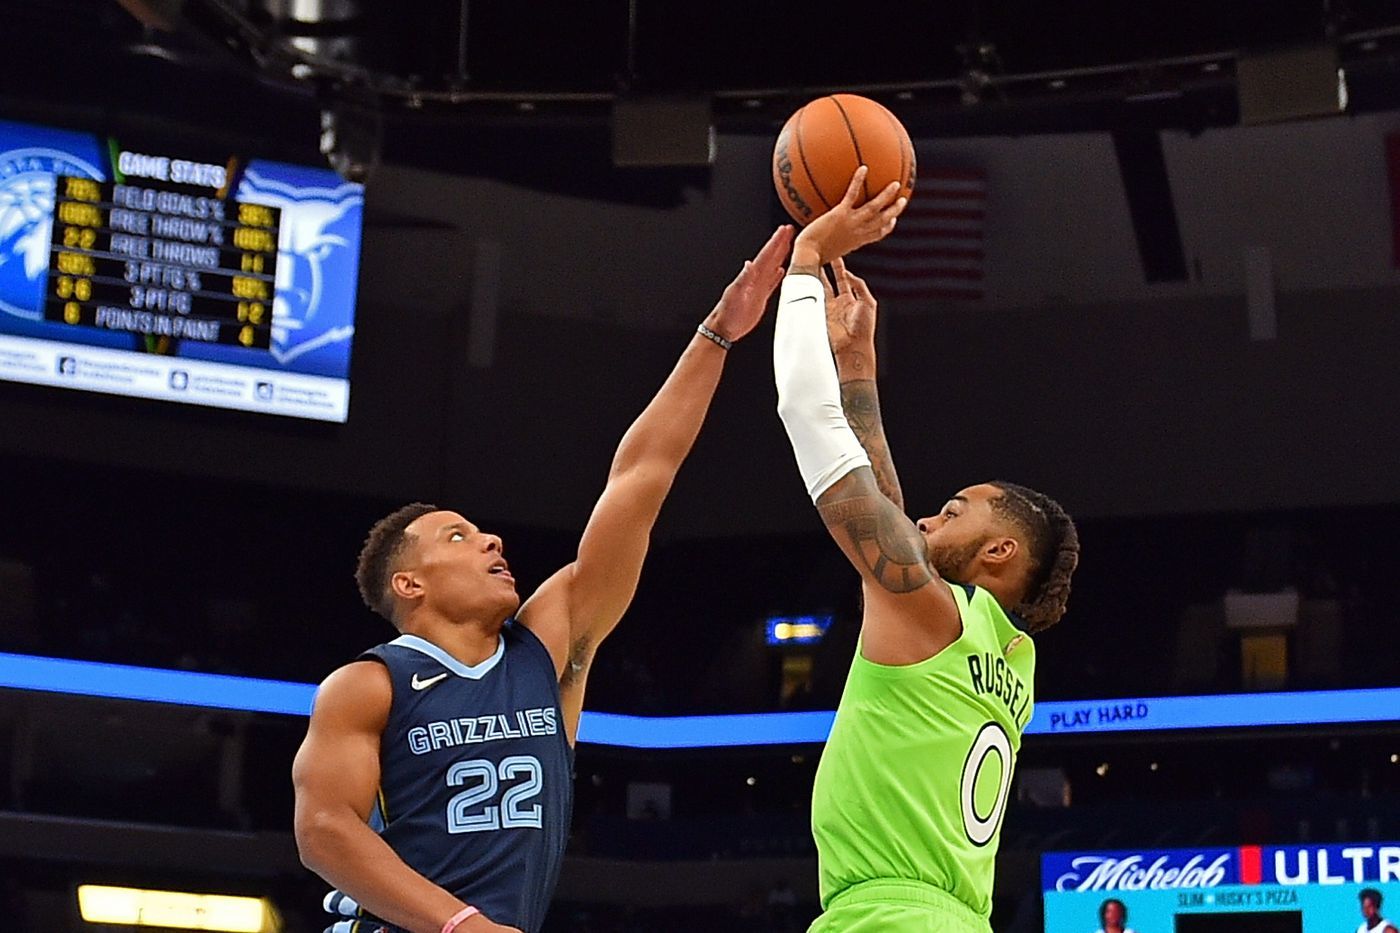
[1044,843,1400,933]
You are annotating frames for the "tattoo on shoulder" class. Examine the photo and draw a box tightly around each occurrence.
[817,488,933,594]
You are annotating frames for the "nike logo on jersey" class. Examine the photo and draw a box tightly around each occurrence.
[411,671,449,691]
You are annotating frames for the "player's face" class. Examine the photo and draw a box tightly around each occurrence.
[402,511,519,621]
[915,484,1003,581]
[1103,902,1125,927]
[1363,899,1379,920]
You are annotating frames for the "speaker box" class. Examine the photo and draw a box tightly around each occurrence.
[1237,44,1344,125]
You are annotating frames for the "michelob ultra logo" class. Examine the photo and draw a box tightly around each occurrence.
[1046,851,1235,893]
[1044,844,1400,893]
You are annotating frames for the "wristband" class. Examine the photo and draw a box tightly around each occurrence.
[442,905,479,933]
[696,322,733,350]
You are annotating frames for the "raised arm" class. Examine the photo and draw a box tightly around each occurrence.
[823,258,904,512]
[293,663,519,933]
[519,225,794,741]
[774,169,961,659]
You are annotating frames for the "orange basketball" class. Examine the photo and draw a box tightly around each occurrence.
[772,94,916,226]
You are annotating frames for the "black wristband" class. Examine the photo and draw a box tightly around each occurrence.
[697,322,733,350]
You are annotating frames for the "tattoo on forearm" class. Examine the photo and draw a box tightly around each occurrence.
[837,349,871,376]
[818,489,932,593]
[839,379,905,511]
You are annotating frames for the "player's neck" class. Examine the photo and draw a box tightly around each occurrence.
[399,609,507,667]
[963,570,1020,615]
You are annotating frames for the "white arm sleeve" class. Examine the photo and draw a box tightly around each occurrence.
[773,273,871,502]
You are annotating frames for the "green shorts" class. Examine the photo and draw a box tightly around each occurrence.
[808,880,991,933]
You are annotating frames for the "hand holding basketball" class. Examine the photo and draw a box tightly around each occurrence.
[793,167,906,267]
[705,224,795,342]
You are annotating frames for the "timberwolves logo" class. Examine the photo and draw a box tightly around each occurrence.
[237,168,363,366]
[0,147,104,321]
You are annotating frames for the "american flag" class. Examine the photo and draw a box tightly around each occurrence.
[853,167,987,302]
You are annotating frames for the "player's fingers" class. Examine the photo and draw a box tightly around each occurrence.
[820,264,836,298]
[754,224,788,265]
[862,181,901,215]
[849,267,872,302]
[840,166,869,207]
[832,257,854,295]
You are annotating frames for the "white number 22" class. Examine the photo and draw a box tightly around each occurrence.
[446,755,544,834]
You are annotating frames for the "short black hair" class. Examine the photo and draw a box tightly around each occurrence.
[990,481,1080,633]
[355,502,439,624]
[1099,898,1127,927]
[1362,889,1383,909]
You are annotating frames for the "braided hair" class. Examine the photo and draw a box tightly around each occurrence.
[989,481,1080,633]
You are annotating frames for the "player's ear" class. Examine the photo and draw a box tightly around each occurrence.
[982,536,1018,567]
[390,570,423,601]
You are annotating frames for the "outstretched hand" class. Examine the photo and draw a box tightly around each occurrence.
[707,224,795,342]
[793,166,905,266]
[822,257,878,357]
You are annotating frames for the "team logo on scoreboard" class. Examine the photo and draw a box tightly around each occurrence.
[236,168,363,367]
[0,147,104,322]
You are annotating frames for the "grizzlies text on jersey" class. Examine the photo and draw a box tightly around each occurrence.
[357,621,573,933]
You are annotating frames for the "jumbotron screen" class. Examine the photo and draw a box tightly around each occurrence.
[1044,844,1400,933]
[0,117,363,422]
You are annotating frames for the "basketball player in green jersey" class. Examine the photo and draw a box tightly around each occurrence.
[773,167,1080,932]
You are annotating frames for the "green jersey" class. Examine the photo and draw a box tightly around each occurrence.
[811,582,1036,920]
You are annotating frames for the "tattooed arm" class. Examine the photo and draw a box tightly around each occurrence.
[777,171,960,661]
[823,258,904,511]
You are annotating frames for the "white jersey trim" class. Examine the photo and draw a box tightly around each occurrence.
[389,633,505,680]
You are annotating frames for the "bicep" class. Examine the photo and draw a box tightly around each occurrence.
[574,465,668,613]
[817,468,962,651]
[293,663,390,827]
[816,468,933,595]
[532,464,669,655]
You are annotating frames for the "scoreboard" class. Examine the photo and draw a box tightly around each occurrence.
[48,173,281,350]
[0,117,364,422]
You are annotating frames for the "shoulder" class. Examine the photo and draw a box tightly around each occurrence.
[515,566,574,677]
[310,659,392,733]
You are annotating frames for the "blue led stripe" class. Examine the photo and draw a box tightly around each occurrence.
[1028,688,1400,735]
[576,711,838,748]
[0,652,1396,747]
[0,651,316,716]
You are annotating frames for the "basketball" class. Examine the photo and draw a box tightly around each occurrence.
[772,94,916,225]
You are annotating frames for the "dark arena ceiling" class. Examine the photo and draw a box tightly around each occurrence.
[4,0,1400,185]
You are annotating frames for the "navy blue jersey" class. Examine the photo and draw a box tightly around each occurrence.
[355,621,573,933]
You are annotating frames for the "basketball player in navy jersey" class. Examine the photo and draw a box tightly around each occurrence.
[292,225,795,933]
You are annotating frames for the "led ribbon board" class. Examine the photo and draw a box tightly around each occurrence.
[0,653,1395,747]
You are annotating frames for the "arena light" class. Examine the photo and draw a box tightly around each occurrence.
[764,614,833,646]
[77,885,279,932]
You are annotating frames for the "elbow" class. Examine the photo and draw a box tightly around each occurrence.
[294,808,341,873]
[775,386,823,435]
[774,379,802,425]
